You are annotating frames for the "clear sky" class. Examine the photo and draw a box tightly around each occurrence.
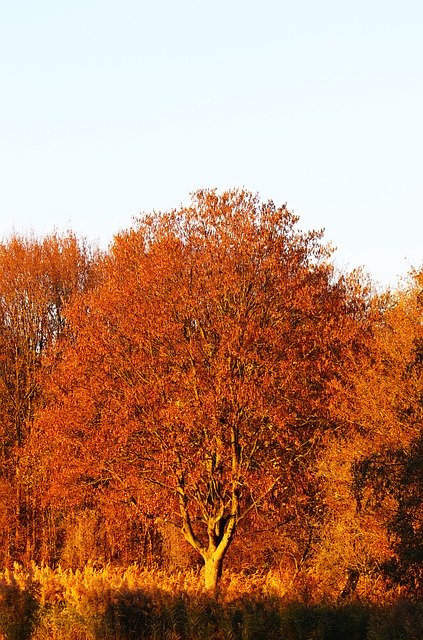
[1,1,422,289]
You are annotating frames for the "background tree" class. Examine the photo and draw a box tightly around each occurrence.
[37,190,368,589]
[351,269,423,597]
[0,233,97,564]
[314,431,392,600]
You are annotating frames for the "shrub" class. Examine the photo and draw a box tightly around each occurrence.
[0,565,39,640]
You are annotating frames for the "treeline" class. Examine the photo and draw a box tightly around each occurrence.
[0,189,421,599]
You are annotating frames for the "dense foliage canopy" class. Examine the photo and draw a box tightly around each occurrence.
[0,190,421,597]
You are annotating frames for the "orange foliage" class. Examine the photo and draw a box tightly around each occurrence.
[0,191,419,599]
[35,190,367,589]
[0,233,97,565]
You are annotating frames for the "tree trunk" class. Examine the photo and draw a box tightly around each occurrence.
[203,552,225,592]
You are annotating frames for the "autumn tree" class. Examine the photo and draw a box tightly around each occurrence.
[313,430,393,600]
[307,269,423,600]
[38,190,366,589]
[352,269,423,597]
[0,233,97,564]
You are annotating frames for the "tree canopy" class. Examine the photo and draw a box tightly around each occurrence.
[0,190,420,598]
[33,189,369,589]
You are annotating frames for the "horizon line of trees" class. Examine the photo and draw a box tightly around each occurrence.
[0,189,421,596]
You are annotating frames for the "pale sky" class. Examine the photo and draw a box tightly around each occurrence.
[1,1,422,289]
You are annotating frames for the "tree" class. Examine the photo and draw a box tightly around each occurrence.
[314,431,392,599]
[0,233,97,564]
[352,269,423,597]
[38,189,366,589]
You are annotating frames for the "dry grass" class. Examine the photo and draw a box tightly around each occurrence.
[0,563,421,640]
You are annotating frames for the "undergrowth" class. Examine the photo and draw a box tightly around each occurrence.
[0,564,421,640]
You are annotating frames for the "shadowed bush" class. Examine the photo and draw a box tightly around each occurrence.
[102,592,154,640]
[367,599,423,640]
[0,566,39,640]
[284,603,369,640]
